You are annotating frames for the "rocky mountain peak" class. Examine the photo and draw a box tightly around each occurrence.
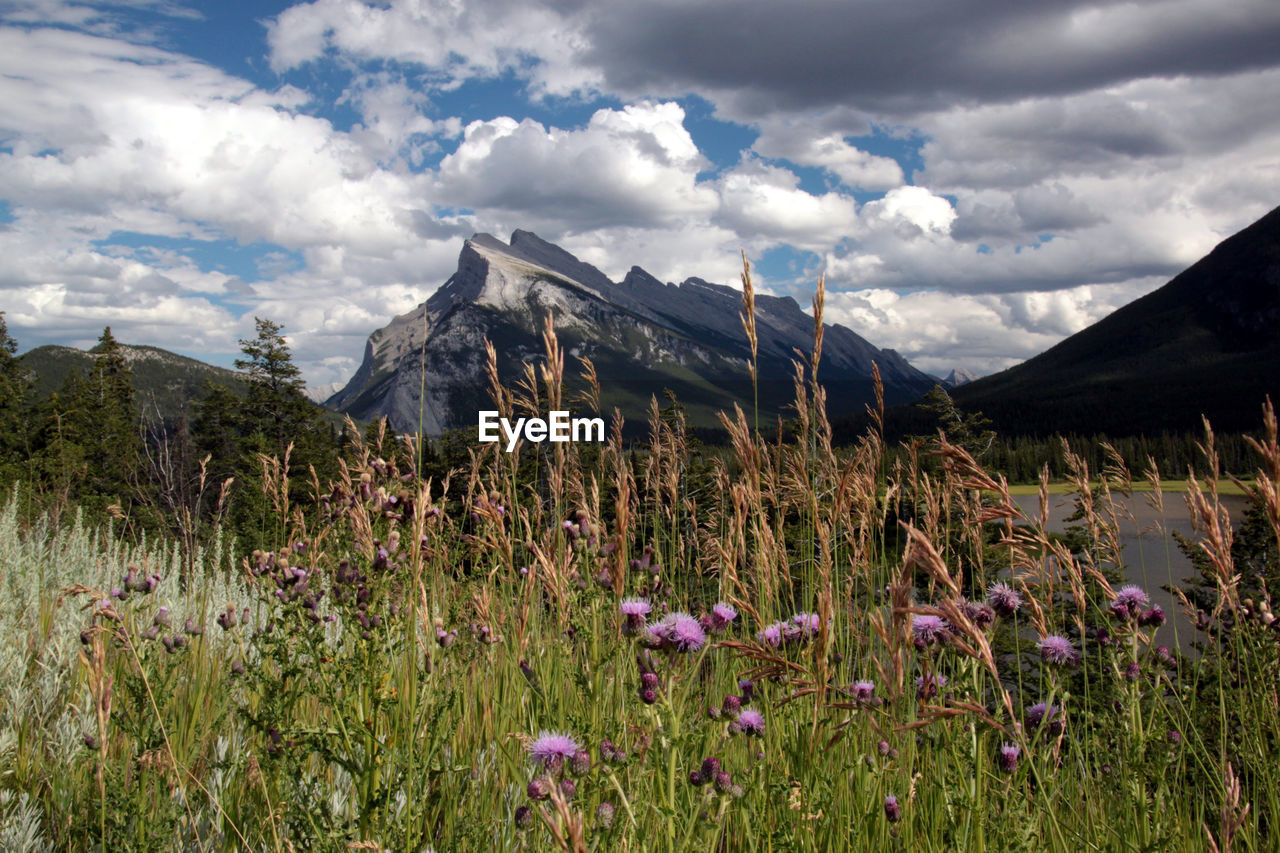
[329,232,936,435]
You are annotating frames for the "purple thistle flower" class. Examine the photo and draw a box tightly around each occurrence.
[706,602,738,633]
[1038,634,1079,666]
[999,742,1021,772]
[987,582,1022,617]
[1116,585,1149,609]
[620,598,651,635]
[913,614,949,647]
[620,598,651,617]
[1112,585,1150,621]
[964,600,996,630]
[514,805,534,829]
[851,680,876,704]
[1125,661,1142,681]
[915,673,947,700]
[791,612,821,641]
[1138,605,1166,627]
[736,708,766,736]
[713,770,733,794]
[527,777,551,801]
[595,801,615,829]
[216,606,238,631]
[650,612,706,652]
[701,757,721,777]
[738,678,755,703]
[570,749,592,777]
[1026,702,1063,734]
[528,731,581,769]
[599,739,625,765]
[758,622,785,648]
[884,794,902,823]
[559,778,576,799]
[641,672,661,692]
[722,695,741,716]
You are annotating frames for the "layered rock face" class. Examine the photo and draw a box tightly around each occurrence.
[328,230,936,435]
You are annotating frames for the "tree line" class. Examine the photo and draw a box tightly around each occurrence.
[0,312,341,548]
[1,310,1265,555]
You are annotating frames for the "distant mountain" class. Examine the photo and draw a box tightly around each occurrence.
[19,343,243,421]
[329,230,936,434]
[955,204,1280,436]
[941,368,977,388]
[304,382,344,405]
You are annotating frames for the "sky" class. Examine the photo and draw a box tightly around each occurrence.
[2,0,1280,390]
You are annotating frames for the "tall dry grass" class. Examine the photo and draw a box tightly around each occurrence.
[2,262,1279,850]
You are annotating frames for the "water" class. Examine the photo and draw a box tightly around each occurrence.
[1006,491,1248,650]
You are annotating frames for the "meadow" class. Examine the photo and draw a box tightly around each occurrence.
[1,310,1278,852]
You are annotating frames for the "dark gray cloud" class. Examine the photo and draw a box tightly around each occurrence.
[583,0,1280,117]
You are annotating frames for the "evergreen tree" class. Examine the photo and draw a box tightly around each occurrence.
[80,327,144,501]
[193,381,244,484]
[30,375,89,511]
[189,317,338,540]
[916,385,997,458]
[0,312,33,478]
[236,317,313,462]
[21,328,146,517]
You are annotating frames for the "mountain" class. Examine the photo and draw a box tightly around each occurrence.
[329,230,936,435]
[955,204,1280,436]
[304,381,344,405]
[941,368,977,388]
[19,343,244,421]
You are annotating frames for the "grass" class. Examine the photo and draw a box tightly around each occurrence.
[1,306,1278,851]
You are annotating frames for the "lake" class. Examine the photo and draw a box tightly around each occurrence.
[1006,490,1249,650]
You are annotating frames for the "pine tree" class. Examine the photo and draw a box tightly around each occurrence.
[916,384,996,458]
[0,312,33,478]
[30,375,89,511]
[189,317,339,540]
[236,317,312,462]
[76,327,144,506]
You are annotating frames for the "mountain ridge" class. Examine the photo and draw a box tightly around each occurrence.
[954,203,1280,436]
[19,342,245,421]
[329,231,937,435]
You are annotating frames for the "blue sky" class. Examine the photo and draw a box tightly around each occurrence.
[3,0,1280,388]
